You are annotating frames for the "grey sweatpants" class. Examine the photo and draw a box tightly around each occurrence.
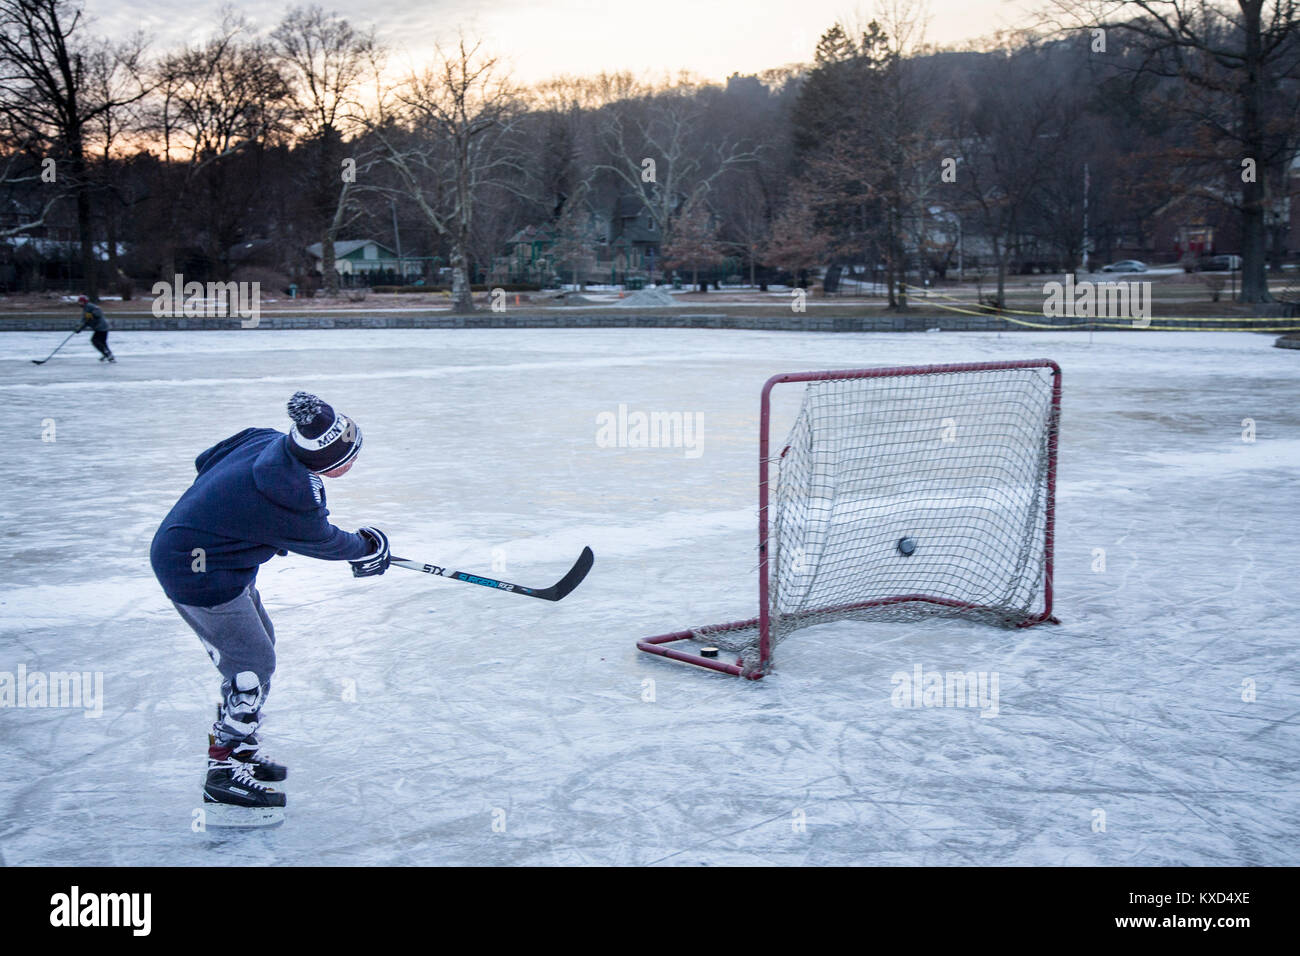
[173,584,277,690]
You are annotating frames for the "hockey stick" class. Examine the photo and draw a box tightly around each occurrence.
[32,330,78,365]
[391,546,593,602]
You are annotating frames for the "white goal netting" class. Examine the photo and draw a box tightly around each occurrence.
[696,362,1060,674]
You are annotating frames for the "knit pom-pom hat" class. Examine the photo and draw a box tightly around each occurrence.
[286,391,362,473]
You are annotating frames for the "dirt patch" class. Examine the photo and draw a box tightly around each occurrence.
[614,288,677,307]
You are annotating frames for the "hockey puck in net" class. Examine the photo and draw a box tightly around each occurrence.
[700,646,719,658]
[897,537,917,556]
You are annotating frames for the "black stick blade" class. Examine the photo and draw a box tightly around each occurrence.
[533,546,595,601]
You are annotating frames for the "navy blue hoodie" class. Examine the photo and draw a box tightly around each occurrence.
[150,428,370,607]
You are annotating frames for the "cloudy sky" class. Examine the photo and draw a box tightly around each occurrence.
[87,0,1039,83]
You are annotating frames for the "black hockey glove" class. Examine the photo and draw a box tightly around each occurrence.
[350,526,390,578]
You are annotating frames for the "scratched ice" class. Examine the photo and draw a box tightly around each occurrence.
[0,326,1296,864]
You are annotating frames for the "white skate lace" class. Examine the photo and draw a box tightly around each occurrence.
[227,759,272,790]
[236,744,278,767]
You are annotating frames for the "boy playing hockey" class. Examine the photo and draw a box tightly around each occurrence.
[150,392,390,820]
[75,294,114,362]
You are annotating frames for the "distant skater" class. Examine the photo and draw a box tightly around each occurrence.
[149,392,390,822]
[75,294,114,362]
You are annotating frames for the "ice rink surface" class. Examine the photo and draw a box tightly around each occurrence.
[1,326,1297,865]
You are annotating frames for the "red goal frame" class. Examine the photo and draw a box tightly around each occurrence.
[636,359,1062,679]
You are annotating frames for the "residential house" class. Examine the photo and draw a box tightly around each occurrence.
[306,239,422,283]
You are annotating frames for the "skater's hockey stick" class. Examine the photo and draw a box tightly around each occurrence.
[31,331,78,365]
[391,546,594,602]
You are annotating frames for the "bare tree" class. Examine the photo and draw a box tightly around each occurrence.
[717,170,775,289]
[1050,1,1300,302]
[661,195,726,290]
[0,0,148,294]
[949,40,1073,308]
[518,78,593,237]
[273,5,378,294]
[797,6,944,306]
[84,33,150,295]
[549,182,601,288]
[0,139,63,239]
[761,185,831,286]
[370,37,523,313]
[594,83,759,250]
[148,15,293,278]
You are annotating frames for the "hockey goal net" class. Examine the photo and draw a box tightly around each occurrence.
[637,360,1061,679]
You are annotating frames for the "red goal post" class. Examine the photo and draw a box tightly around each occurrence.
[637,359,1062,679]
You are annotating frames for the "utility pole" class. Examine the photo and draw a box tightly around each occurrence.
[957,214,963,281]
[390,199,403,279]
[1081,163,1090,274]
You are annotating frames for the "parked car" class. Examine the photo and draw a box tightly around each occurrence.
[1197,254,1242,272]
[1101,260,1148,273]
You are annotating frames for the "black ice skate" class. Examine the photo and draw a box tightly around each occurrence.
[212,703,286,782]
[200,746,286,829]
[231,735,287,782]
[204,748,286,809]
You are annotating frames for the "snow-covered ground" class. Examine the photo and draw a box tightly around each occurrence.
[0,327,1296,865]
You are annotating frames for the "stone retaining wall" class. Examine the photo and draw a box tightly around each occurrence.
[0,311,1271,332]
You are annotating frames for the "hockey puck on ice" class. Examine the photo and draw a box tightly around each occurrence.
[700,646,719,658]
[897,537,917,556]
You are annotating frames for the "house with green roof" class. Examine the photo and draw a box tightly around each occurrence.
[306,239,423,282]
